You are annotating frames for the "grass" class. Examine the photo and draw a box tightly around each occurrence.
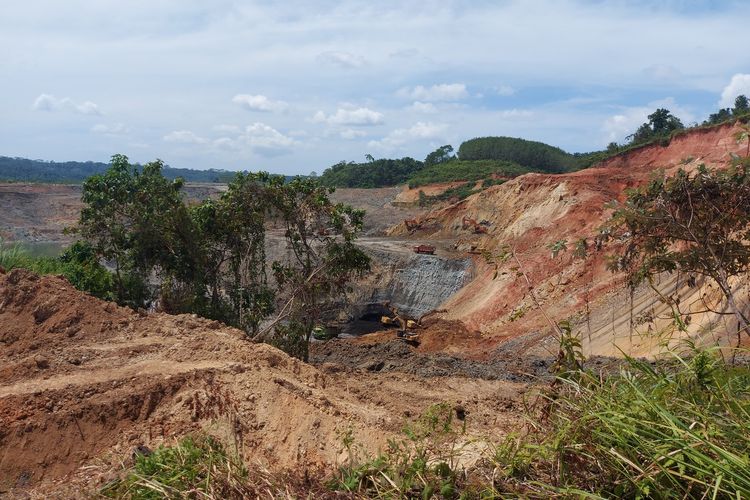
[89,347,749,498]
[326,346,750,498]
[100,435,253,499]
[0,237,114,300]
[497,346,750,498]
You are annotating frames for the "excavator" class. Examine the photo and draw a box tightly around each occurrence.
[462,216,489,234]
[380,302,447,344]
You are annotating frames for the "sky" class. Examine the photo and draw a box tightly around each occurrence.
[2,0,750,175]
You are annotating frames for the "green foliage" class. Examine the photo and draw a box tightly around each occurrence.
[318,157,423,188]
[628,108,685,146]
[530,348,750,498]
[605,163,750,340]
[101,435,252,499]
[423,144,455,167]
[547,239,568,259]
[735,95,750,116]
[0,238,113,300]
[408,159,528,188]
[0,155,235,184]
[78,154,189,308]
[457,136,579,172]
[76,155,370,360]
[330,403,469,498]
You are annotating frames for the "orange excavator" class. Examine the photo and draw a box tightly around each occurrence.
[462,216,488,234]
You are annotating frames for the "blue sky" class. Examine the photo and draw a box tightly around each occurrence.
[1,0,749,175]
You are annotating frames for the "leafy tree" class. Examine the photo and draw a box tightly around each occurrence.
[606,162,750,343]
[77,154,189,307]
[318,157,423,188]
[628,108,684,145]
[423,145,455,167]
[457,136,577,172]
[734,94,749,116]
[77,156,370,360]
[704,108,733,126]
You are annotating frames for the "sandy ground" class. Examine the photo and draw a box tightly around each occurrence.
[0,269,527,497]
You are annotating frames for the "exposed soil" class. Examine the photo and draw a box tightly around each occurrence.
[388,122,750,358]
[0,269,526,497]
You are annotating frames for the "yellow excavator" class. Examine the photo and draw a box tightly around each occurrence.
[380,303,448,344]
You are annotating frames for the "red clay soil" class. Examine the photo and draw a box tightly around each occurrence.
[386,122,749,358]
[0,268,526,496]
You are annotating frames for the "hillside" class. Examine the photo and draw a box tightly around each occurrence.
[318,136,606,189]
[0,268,524,495]
[389,121,750,359]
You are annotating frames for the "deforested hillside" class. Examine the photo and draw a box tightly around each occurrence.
[392,121,750,359]
[0,268,524,495]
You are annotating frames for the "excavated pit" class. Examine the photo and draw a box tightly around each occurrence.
[346,244,473,323]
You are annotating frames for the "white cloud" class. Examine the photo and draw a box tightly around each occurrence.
[210,123,298,155]
[719,74,750,107]
[316,50,366,69]
[499,109,533,118]
[91,123,129,135]
[238,122,297,155]
[163,130,208,144]
[494,85,515,96]
[232,94,288,112]
[406,101,437,113]
[602,109,648,143]
[339,128,366,139]
[213,124,241,133]
[313,107,384,126]
[397,83,468,102]
[32,93,101,115]
[368,121,447,151]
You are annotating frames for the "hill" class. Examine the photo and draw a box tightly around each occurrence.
[0,156,236,184]
[388,121,750,359]
[318,136,606,189]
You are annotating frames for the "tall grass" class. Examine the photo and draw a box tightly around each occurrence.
[507,347,750,498]
[100,435,253,499]
[0,237,113,299]
[0,237,29,270]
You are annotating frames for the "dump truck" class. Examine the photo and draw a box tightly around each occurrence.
[413,244,436,255]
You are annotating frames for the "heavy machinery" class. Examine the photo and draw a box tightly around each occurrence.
[462,216,488,234]
[413,244,436,255]
[380,303,449,344]
[381,302,420,343]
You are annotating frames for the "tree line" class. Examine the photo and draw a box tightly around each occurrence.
[0,156,237,184]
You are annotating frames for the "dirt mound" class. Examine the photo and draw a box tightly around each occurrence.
[0,269,524,496]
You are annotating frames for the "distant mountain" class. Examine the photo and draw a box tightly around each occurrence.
[0,156,237,184]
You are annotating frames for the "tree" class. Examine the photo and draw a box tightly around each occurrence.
[77,157,370,361]
[733,95,749,116]
[704,108,732,126]
[628,108,684,145]
[606,162,750,344]
[77,154,189,307]
[424,145,454,167]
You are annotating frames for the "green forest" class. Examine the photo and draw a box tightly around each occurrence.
[0,156,237,184]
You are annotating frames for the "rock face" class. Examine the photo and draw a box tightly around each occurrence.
[386,121,750,357]
[350,246,473,321]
